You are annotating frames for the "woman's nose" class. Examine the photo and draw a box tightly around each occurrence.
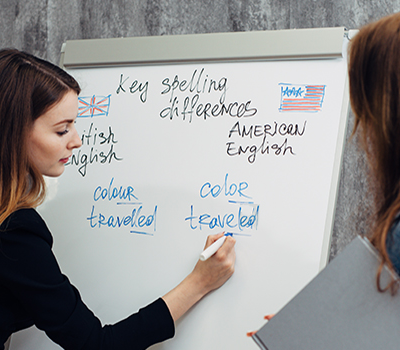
[68,126,82,149]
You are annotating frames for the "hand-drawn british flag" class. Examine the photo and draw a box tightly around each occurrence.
[279,83,326,112]
[78,95,111,118]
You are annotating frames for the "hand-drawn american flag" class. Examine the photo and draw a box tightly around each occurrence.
[78,95,111,118]
[279,83,326,112]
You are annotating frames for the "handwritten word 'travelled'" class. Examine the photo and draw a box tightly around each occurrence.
[87,205,157,232]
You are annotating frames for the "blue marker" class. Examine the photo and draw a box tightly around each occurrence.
[199,233,233,261]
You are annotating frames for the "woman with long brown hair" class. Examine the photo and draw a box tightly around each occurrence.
[348,12,400,292]
[246,13,400,339]
[0,49,236,350]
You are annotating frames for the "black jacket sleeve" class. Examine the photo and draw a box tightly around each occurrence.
[0,209,174,349]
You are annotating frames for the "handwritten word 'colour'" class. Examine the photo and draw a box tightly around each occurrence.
[93,178,138,202]
[279,83,326,112]
[78,95,111,118]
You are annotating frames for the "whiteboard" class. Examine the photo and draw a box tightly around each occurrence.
[10,29,349,350]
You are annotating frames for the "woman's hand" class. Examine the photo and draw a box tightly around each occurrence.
[246,315,275,337]
[190,232,236,295]
[162,232,236,322]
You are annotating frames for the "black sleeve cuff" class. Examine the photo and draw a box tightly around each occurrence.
[108,298,175,350]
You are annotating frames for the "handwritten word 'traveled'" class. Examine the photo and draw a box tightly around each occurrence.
[185,205,259,231]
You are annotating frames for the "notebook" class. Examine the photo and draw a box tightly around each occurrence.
[253,235,400,350]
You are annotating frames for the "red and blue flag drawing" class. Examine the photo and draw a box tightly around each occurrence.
[78,95,111,118]
[279,83,326,112]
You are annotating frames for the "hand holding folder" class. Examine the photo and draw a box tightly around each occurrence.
[252,236,400,350]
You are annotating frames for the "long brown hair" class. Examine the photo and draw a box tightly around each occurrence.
[0,49,80,225]
[349,13,400,292]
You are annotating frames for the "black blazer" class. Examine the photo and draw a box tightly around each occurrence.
[0,208,174,349]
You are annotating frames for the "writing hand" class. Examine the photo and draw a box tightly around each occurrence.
[162,232,236,322]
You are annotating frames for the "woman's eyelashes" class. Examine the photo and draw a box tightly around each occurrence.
[57,129,69,136]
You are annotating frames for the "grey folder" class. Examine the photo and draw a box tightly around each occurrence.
[253,235,400,350]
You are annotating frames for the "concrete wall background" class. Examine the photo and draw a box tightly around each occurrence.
[0,0,398,260]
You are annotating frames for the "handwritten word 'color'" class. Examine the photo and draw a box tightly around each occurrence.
[200,173,251,199]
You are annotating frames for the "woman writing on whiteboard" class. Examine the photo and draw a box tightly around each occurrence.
[0,49,236,350]
[348,12,400,292]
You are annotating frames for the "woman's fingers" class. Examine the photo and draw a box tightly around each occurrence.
[246,315,275,337]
